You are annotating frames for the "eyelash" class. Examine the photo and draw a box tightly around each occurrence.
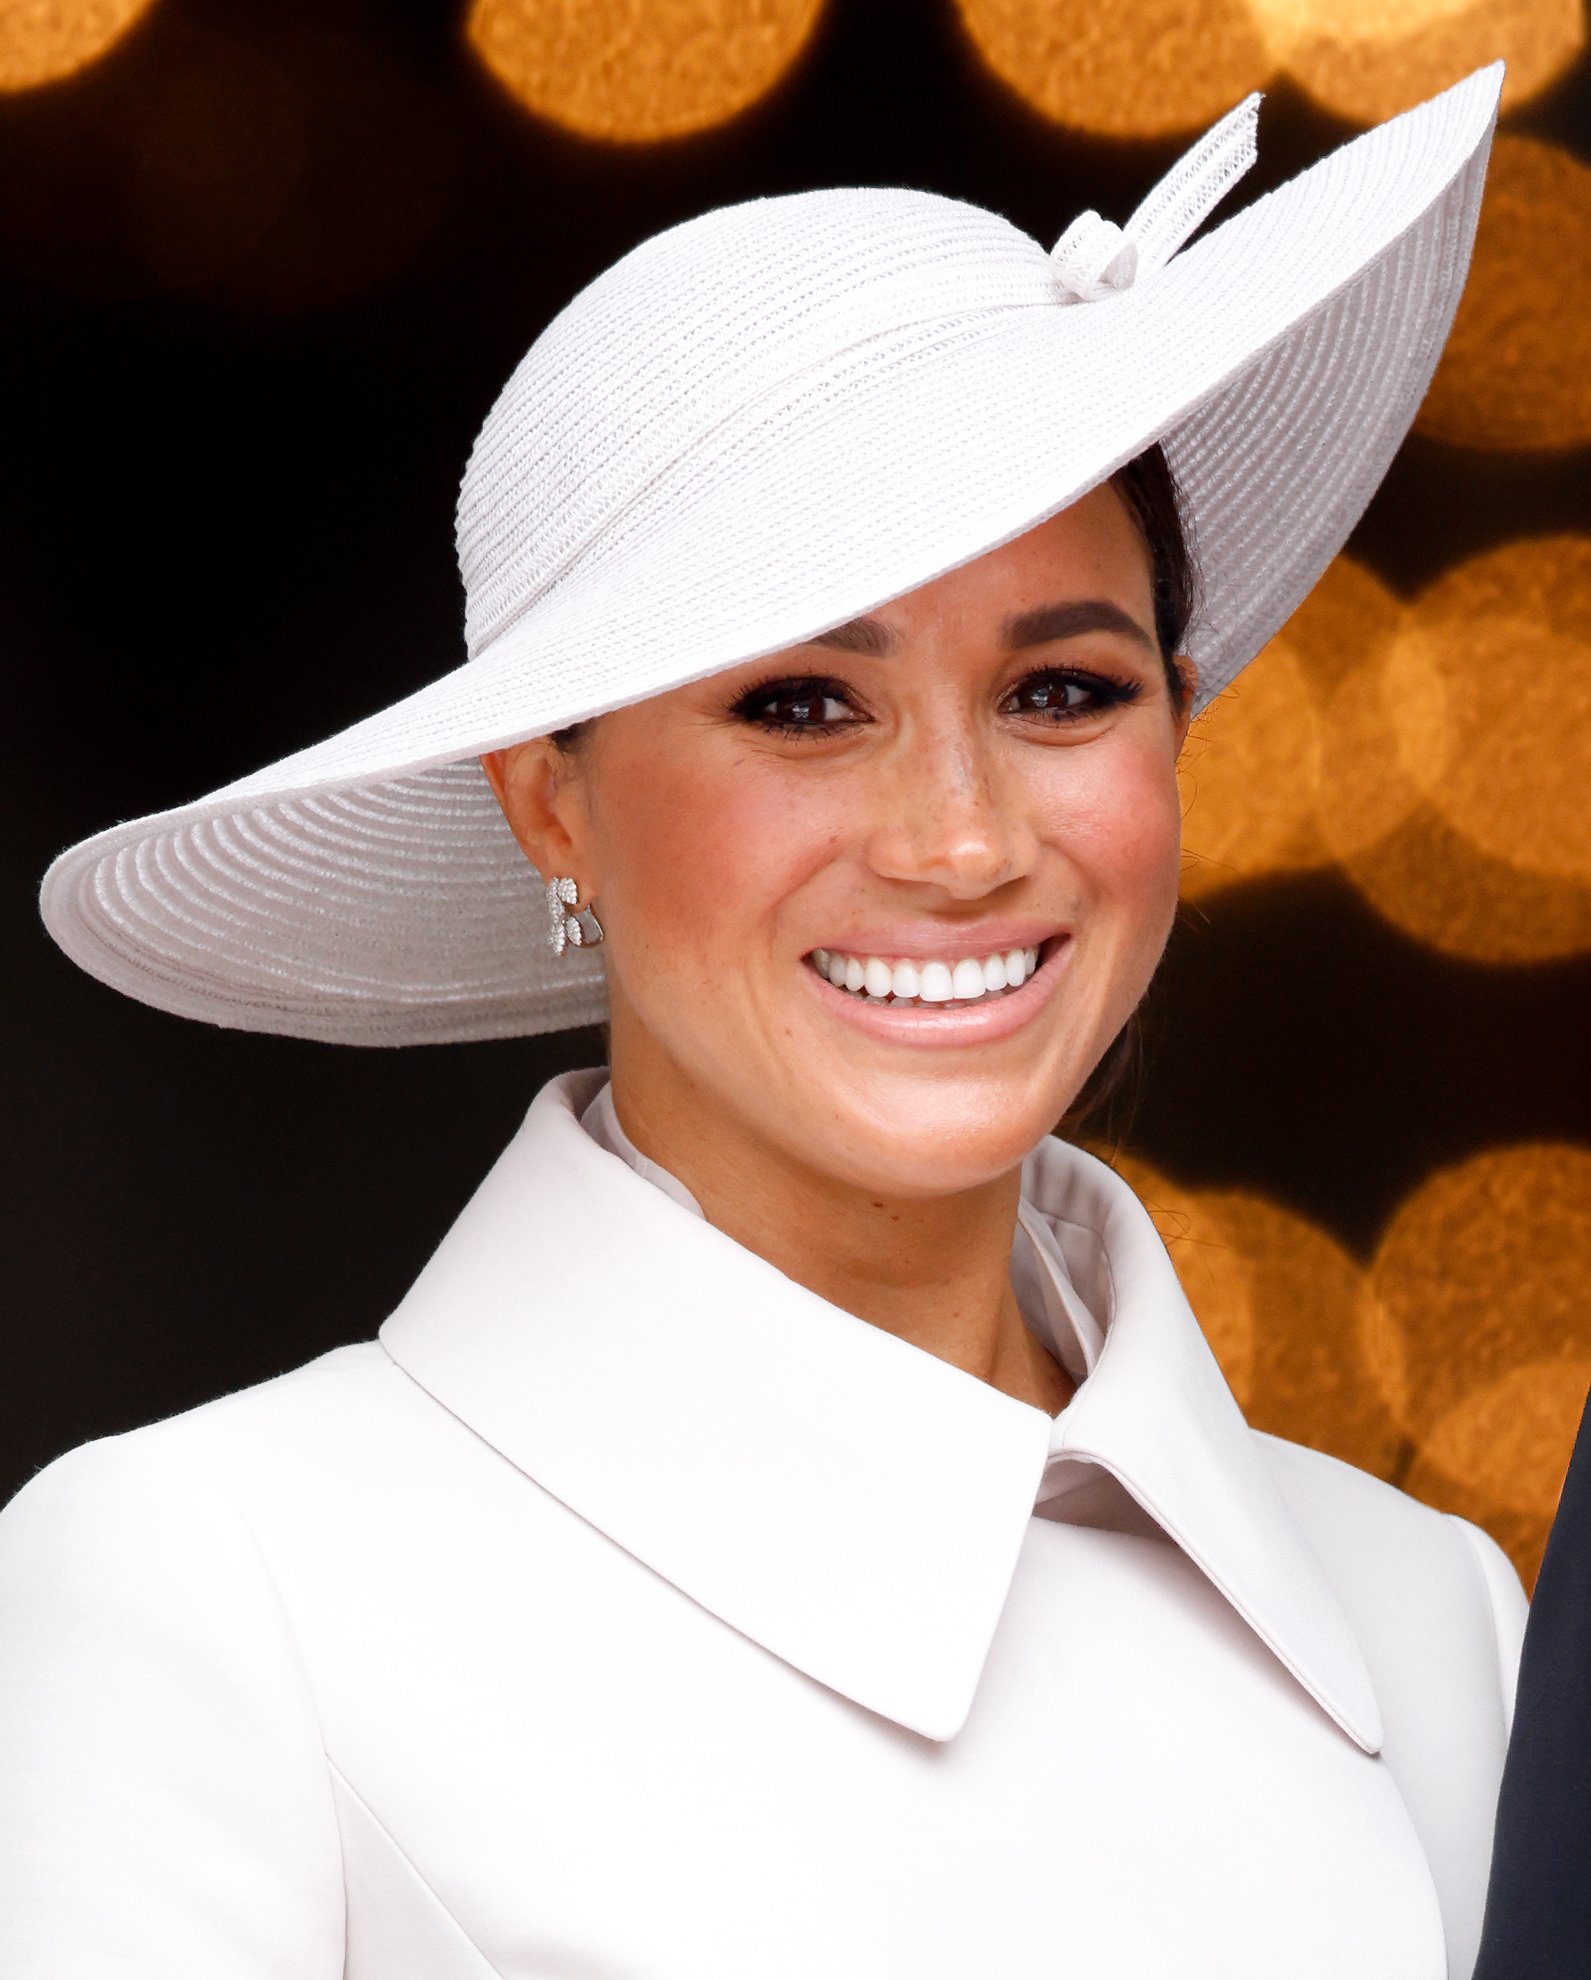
[728,668,1144,737]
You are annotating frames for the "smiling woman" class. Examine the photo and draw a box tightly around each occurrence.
[2,66,1528,1980]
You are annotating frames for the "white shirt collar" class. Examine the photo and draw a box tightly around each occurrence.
[380,1068,1382,1752]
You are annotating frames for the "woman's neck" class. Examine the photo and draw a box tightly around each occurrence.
[604,1061,1074,1417]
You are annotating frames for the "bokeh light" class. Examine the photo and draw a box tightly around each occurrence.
[465,0,824,143]
[1117,1155,1404,1472]
[1178,644,1323,899]
[1258,0,1583,125]
[1180,556,1399,897]
[1394,537,1591,882]
[1414,1358,1591,1516]
[1340,812,1591,962]
[1186,540,1591,963]
[1369,1143,1591,1578]
[1369,1143,1591,1435]
[1417,137,1591,452]
[1110,1155,1257,1401]
[0,0,154,91]
[1203,1190,1407,1476]
[957,0,1578,137]
[952,0,1269,140]
[1112,1145,1591,1585]
[1323,536,1591,960]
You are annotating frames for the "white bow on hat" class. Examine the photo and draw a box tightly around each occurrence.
[1051,94,1262,303]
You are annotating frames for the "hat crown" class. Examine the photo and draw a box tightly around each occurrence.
[455,188,1054,657]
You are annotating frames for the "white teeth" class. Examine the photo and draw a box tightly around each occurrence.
[813,942,1049,1007]
[951,958,984,1000]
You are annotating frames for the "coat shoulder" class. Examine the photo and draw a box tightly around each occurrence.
[0,1341,429,1565]
[1254,1429,1528,1722]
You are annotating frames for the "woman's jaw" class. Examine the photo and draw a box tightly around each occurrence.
[599,888,1159,1204]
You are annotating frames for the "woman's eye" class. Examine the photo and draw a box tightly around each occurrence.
[1004,668,1141,722]
[732,677,862,735]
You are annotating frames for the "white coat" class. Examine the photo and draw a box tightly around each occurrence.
[0,1069,1526,1979]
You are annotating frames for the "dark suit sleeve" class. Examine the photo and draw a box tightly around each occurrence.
[1473,1380,1591,1980]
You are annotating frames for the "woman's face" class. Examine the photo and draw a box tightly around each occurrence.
[487,483,1193,1198]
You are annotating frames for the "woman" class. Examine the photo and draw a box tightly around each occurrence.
[3,64,1524,1980]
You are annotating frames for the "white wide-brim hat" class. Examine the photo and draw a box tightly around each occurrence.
[42,64,1502,1046]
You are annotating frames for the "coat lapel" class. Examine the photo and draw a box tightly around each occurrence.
[1021,1140,1385,1754]
[381,1070,1382,1752]
[381,1070,1053,1741]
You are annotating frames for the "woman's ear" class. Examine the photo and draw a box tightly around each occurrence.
[480,737,592,882]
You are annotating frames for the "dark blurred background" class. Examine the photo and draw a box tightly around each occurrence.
[5,0,1589,1582]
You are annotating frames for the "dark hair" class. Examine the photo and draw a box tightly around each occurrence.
[1108,439,1197,695]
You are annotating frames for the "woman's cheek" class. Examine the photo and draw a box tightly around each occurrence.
[597,741,834,978]
[1034,744,1182,903]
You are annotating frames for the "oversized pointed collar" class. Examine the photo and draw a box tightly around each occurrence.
[380,1070,1382,1752]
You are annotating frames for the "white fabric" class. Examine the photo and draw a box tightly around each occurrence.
[37,67,1503,1044]
[0,1069,1526,1977]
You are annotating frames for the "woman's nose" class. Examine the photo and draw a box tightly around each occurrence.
[860,724,1041,896]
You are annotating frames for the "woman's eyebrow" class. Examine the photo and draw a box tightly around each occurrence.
[1002,600,1156,651]
[803,598,1155,657]
[806,616,899,655]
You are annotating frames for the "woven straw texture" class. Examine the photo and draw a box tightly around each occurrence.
[40,66,1502,1044]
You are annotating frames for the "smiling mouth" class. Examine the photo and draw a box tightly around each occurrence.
[807,942,1052,1009]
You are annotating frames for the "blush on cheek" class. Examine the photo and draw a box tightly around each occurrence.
[1033,747,1183,910]
[588,721,846,990]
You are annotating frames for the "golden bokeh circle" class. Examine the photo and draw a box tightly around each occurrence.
[953,0,1271,139]
[1261,0,1583,125]
[0,0,155,90]
[1179,642,1324,899]
[1370,1143,1591,1440]
[1111,1158,1405,1472]
[1179,555,1400,900]
[1200,1191,1406,1476]
[1414,1358,1591,1517]
[1398,537,1591,884]
[1107,1155,1257,1403]
[955,0,1578,137]
[1109,1145,1591,1589]
[1342,812,1591,963]
[1417,136,1591,452]
[464,0,824,143]
[1317,538,1591,961]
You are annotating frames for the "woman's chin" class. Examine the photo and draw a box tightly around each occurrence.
[788,1084,1082,1200]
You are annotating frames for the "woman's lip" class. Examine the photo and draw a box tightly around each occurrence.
[806,925,1066,963]
[801,935,1072,1048]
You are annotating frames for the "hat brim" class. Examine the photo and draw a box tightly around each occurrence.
[41,64,1501,1044]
